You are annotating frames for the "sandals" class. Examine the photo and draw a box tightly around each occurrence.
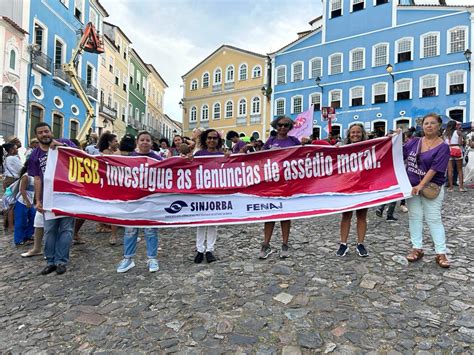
[109,235,117,245]
[459,187,467,192]
[435,254,450,268]
[447,187,454,192]
[406,249,424,262]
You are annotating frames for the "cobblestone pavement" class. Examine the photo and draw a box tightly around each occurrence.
[0,190,472,354]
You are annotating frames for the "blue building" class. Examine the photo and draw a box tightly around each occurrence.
[271,0,473,139]
[27,0,108,142]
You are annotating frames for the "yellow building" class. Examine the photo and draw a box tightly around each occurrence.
[181,45,271,140]
[146,64,168,139]
[99,21,132,138]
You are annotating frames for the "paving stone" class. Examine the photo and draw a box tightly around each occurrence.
[74,312,106,326]
[273,292,294,305]
[296,331,323,349]
[228,333,258,345]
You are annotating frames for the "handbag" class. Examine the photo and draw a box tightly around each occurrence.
[448,137,462,158]
[415,139,441,200]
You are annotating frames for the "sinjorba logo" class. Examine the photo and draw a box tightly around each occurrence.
[165,200,188,214]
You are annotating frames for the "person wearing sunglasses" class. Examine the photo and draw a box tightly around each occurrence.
[259,116,300,259]
[193,129,228,263]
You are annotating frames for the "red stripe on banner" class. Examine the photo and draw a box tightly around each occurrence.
[51,192,404,227]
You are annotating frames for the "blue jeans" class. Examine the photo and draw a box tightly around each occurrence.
[13,202,36,244]
[123,227,159,259]
[406,188,446,254]
[44,217,74,265]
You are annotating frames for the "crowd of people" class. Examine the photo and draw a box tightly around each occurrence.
[1,113,473,275]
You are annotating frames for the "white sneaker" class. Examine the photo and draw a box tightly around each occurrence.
[147,258,159,273]
[399,205,408,213]
[117,258,135,273]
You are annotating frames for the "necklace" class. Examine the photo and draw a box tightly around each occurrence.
[423,137,439,150]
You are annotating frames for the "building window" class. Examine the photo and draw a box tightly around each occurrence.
[447,71,465,95]
[330,0,342,18]
[329,90,342,108]
[86,64,94,86]
[420,74,438,97]
[115,69,120,86]
[309,58,322,79]
[372,82,387,103]
[214,68,222,84]
[53,113,63,138]
[74,0,84,22]
[448,108,464,123]
[191,79,198,91]
[310,93,321,111]
[275,98,285,116]
[226,65,234,82]
[225,100,233,118]
[135,108,139,120]
[251,97,261,114]
[292,96,303,114]
[373,43,388,67]
[329,53,343,75]
[395,79,411,101]
[252,65,262,78]
[34,23,45,52]
[9,50,16,71]
[70,120,78,139]
[238,99,247,116]
[396,38,413,63]
[276,66,286,85]
[29,105,44,140]
[239,64,248,80]
[352,0,364,12]
[213,103,221,119]
[190,106,197,122]
[376,0,388,5]
[202,72,209,88]
[421,32,439,58]
[448,27,467,54]
[201,105,209,121]
[292,61,303,81]
[350,48,364,71]
[350,86,364,106]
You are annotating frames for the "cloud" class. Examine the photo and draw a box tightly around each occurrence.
[99,0,322,122]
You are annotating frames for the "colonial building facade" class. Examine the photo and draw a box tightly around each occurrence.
[25,0,107,141]
[146,64,167,139]
[101,21,132,138]
[181,45,271,140]
[272,0,473,139]
[127,48,149,136]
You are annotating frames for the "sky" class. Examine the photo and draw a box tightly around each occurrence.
[99,0,473,123]
[99,0,322,123]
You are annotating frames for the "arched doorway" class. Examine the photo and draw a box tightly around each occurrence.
[1,87,18,140]
[395,118,410,131]
[372,120,387,137]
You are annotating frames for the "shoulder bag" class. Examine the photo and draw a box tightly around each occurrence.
[416,139,441,200]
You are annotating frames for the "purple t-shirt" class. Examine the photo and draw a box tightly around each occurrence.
[28,139,76,181]
[263,136,300,150]
[194,150,225,157]
[130,151,163,160]
[232,140,247,154]
[403,137,450,187]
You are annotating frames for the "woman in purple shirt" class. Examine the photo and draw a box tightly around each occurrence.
[117,131,162,274]
[259,116,300,260]
[193,129,226,264]
[404,113,450,268]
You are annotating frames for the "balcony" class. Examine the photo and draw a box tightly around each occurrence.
[201,121,209,128]
[31,50,52,75]
[236,116,247,126]
[250,114,261,124]
[99,101,117,119]
[189,121,197,130]
[224,82,234,91]
[212,84,222,93]
[84,80,98,101]
[53,63,69,86]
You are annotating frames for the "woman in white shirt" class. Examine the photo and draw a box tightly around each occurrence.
[1,143,22,190]
[443,121,466,192]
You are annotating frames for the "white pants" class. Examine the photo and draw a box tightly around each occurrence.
[196,226,217,253]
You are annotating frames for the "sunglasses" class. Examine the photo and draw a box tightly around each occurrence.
[207,136,219,140]
[277,123,291,128]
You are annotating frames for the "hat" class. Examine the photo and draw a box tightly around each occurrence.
[5,135,19,143]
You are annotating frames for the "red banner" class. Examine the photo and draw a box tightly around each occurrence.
[43,135,411,227]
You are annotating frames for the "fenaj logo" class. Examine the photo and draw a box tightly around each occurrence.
[247,202,283,211]
[165,201,188,214]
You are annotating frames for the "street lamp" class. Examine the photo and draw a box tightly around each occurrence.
[464,49,471,71]
[386,64,394,82]
[261,85,272,101]
[315,76,324,93]
[178,99,183,108]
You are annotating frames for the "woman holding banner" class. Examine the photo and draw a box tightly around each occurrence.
[258,116,300,259]
[193,129,228,264]
[116,131,162,273]
[404,113,451,268]
[336,123,370,258]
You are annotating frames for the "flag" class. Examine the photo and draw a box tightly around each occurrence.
[289,105,314,140]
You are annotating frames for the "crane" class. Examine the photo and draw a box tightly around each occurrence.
[63,22,104,142]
